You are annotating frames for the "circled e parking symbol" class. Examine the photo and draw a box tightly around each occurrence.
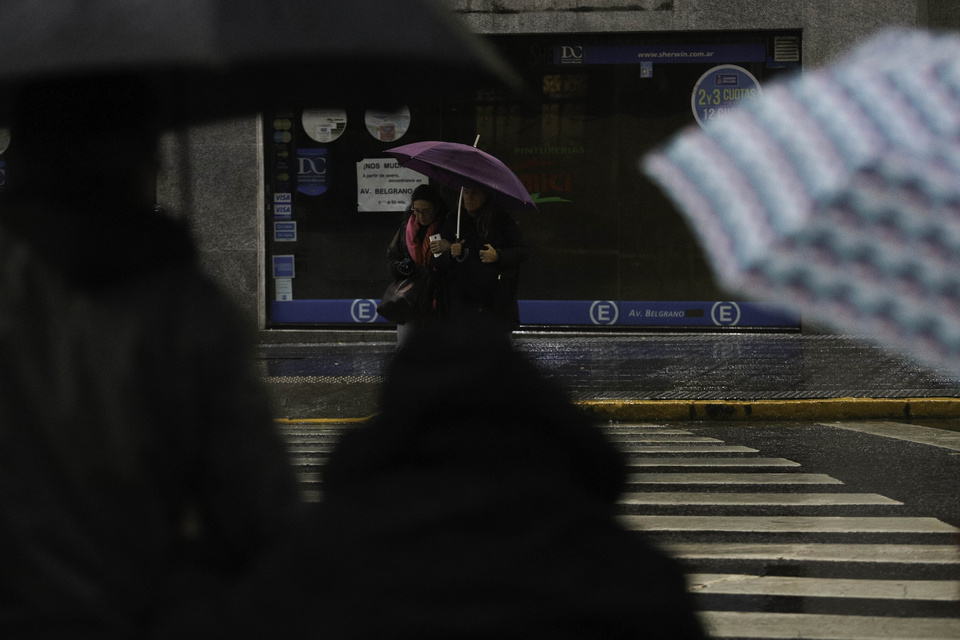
[590,301,619,325]
[352,299,379,323]
[711,301,741,326]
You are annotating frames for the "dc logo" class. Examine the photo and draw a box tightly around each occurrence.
[590,301,619,325]
[711,301,741,326]
[351,299,378,323]
[560,45,583,60]
[298,156,326,176]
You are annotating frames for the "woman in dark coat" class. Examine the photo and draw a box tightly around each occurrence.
[431,187,529,332]
[386,184,449,347]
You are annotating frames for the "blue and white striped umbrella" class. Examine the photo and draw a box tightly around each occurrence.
[642,28,960,375]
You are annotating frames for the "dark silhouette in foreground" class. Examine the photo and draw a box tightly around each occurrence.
[159,320,705,639]
[0,79,301,639]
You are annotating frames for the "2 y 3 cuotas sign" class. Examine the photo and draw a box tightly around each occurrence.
[692,64,761,128]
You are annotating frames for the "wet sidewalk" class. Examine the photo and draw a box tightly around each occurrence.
[257,331,960,422]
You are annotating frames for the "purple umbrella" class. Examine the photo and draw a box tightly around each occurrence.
[386,139,536,235]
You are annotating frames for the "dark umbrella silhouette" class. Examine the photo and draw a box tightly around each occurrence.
[0,0,524,126]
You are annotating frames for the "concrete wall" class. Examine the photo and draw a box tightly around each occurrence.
[454,0,917,66]
[157,116,264,326]
[920,0,960,30]
[161,0,930,342]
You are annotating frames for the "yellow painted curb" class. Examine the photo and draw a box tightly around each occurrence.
[274,415,377,424]
[578,397,960,422]
[275,399,960,424]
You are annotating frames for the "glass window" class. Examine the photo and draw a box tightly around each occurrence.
[264,31,801,329]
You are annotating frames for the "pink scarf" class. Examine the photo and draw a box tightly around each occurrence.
[405,214,440,267]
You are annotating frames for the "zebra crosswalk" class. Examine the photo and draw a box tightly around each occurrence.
[277,420,960,639]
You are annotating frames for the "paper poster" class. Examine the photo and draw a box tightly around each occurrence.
[275,278,293,301]
[356,158,427,212]
[364,107,410,142]
[302,109,347,143]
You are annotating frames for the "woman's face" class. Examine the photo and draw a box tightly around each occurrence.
[411,199,437,226]
[461,187,487,213]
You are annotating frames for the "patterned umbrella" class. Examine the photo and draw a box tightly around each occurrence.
[642,28,960,375]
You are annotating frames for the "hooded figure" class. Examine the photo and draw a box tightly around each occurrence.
[311,321,704,638]
[172,318,704,639]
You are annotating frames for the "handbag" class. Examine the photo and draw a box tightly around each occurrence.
[377,270,429,323]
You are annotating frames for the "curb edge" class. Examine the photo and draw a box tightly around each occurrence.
[578,397,960,422]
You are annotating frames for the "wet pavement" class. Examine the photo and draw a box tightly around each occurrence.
[258,331,960,421]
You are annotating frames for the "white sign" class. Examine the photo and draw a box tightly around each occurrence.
[302,109,347,143]
[356,158,427,212]
[364,107,410,142]
[273,192,292,219]
[275,278,293,301]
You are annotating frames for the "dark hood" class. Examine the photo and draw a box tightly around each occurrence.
[322,321,626,504]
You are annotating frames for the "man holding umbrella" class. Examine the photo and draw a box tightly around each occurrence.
[432,185,530,332]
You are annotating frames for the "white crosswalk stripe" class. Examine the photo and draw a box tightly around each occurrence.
[659,542,960,565]
[626,457,800,467]
[620,444,760,453]
[620,515,958,534]
[687,574,959,601]
[281,420,960,639]
[599,421,960,639]
[626,472,841,484]
[619,493,901,506]
[699,611,960,639]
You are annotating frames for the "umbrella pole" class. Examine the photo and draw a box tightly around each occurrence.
[456,187,463,238]
[456,135,480,239]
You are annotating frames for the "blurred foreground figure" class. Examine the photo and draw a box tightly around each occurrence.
[161,319,705,639]
[0,80,301,638]
[643,28,960,378]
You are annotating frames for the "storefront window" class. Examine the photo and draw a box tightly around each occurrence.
[264,31,801,329]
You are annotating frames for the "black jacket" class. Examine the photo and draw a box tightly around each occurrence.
[435,205,529,329]
[385,215,443,323]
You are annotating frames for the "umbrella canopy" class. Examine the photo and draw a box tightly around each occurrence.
[385,140,537,211]
[642,28,960,376]
[0,0,525,127]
